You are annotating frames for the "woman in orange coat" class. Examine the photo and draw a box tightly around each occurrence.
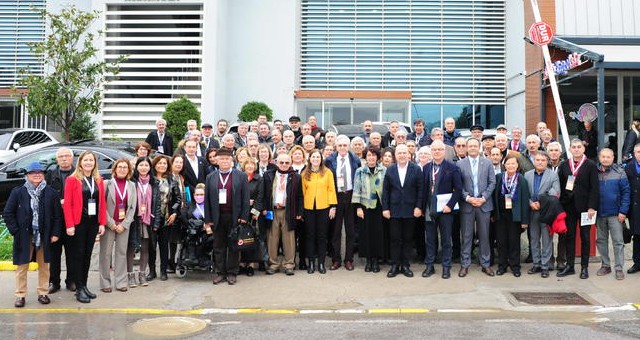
[301,149,337,274]
[63,151,107,303]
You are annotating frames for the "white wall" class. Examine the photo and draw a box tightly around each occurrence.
[556,0,640,36]
[505,0,526,131]
[218,0,297,124]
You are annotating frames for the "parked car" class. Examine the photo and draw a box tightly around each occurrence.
[0,142,134,211]
[0,128,59,165]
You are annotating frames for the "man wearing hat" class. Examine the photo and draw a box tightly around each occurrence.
[201,123,221,150]
[287,116,302,140]
[470,124,484,140]
[4,162,62,307]
[496,124,508,135]
[481,135,495,158]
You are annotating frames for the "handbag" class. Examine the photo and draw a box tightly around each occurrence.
[623,220,633,244]
[228,221,257,251]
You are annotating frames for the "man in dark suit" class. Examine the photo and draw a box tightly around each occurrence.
[557,138,599,279]
[382,144,424,278]
[145,118,174,156]
[458,137,496,277]
[382,121,400,148]
[407,118,430,147]
[422,140,462,279]
[509,126,526,153]
[626,143,640,275]
[525,151,560,278]
[182,140,208,202]
[325,135,362,271]
[201,123,221,150]
[359,120,373,145]
[204,147,250,285]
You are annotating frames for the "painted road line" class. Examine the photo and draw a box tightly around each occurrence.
[299,310,337,314]
[315,319,408,324]
[437,309,501,313]
[0,262,38,271]
[634,304,640,310]
[594,304,637,313]
[0,308,203,315]
[368,308,430,314]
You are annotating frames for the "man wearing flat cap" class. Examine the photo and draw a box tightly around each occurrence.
[470,125,484,140]
[201,123,221,150]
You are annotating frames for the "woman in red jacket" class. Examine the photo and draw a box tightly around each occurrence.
[63,151,107,303]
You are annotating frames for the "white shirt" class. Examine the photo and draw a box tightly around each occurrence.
[338,154,353,191]
[187,155,199,178]
[274,172,288,206]
[397,163,408,187]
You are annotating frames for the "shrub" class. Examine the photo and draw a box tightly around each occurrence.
[162,96,201,149]
[238,101,273,122]
[68,113,97,141]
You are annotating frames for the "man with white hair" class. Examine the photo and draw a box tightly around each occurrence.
[221,133,237,152]
[145,118,174,156]
[325,135,362,271]
[369,132,382,148]
[234,122,249,147]
[443,117,461,147]
[429,127,456,161]
[520,134,541,173]
[382,121,400,148]
[394,129,408,146]
[184,119,198,139]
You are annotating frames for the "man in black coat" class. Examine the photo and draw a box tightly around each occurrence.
[625,143,640,274]
[204,147,250,285]
[45,147,76,294]
[557,138,599,279]
[4,162,62,308]
[182,140,208,202]
[145,118,174,156]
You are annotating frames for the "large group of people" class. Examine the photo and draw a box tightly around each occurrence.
[6,115,640,308]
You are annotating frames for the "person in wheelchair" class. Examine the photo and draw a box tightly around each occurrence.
[179,183,213,269]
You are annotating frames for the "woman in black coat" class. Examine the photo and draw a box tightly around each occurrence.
[238,159,263,276]
[4,162,62,307]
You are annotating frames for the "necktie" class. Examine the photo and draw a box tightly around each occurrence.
[340,157,347,191]
[512,141,516,151]
[471,158,479,197]
[205,137,210,145]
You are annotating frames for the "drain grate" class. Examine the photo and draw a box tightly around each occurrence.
[511,292,592,305]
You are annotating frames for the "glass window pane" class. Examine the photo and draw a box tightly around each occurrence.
[326,103,351,127]
[444,105,473,130]
[353,103,378,124]
[474,105,505,129]
[296,100,323,126]
[412,104,441,131]
[382,101,408,123]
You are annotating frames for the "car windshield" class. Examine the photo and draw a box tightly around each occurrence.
[0,132,12,150]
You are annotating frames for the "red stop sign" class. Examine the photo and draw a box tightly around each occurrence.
[529,21,554,46]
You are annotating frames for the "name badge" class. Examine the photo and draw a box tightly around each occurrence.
[139,203,147,214]
[505,195,513,210]
[566,175,575,191]
[88,199,97,216]
[219,188,227,204]
[157,145,164,154]
[337,176,345,189]
[118,203,126,220]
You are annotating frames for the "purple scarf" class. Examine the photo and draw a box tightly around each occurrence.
[137,174,152,225]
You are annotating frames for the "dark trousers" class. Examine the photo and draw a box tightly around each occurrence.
[497,212,521,271]
[389,217,415,267]
[332,191,355,262]
[632,235,640,265]
[414,217,426,261]
[70,216,98,289]
[213,212,239,275]
[452,213,461,259]
[297,220,307,263]
[49,231,75,286]
[425,214,454,268]
[149,224,169,273]
[560,208,592,268]
[304,208,329,260]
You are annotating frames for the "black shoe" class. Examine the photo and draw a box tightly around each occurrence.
[627,264,640,274]
[496,267,507,276]
[513,270,521,277]
[167,262,176,274]
[298,260,308,271]
[246,267,255,277]
[66,282,76,292]
[14,297,25,308]
[83,286,97,299]
[402,266,414,278]
[318,262,327,274]
[372,261,380,273]
[307,259,315,274]
[364,259,372,273]
[556,266,576,277]
[556,264,566,272]
[527,266,542,274]
[422,266,435,278]
[160,272,168,281]
[541,269,550,278]
[76,289,91,303]
[48,283,61,294]
[442,267,451,279]
[146,271,157,281]
[387,265,399,278]
[580,267,589,279]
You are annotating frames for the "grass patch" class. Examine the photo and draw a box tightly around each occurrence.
[0,220,12,261]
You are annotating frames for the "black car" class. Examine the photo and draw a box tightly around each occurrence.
[0,142,135,211]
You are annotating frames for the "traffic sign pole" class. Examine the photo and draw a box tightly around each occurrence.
[530,0,572,159]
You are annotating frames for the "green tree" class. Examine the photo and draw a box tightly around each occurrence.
[162,96,201,149]
[238,101,273,122]
[15,6,125,141]
[68,113,96,140]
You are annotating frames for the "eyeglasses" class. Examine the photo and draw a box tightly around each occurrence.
[455,145,466,148]
[116,166,129,170]
[278,161,291,165]
[194,193,205,196]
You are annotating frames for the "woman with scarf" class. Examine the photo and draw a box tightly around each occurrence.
[100,159,137,292]
[63,151,107,303]
[127,157,161,287]
[5,162,61,307]
[352,147,386,273]
[149,155,182,281]
[168,155,186,273]
[493,154,531,277]
[301,149,337,274]
[257,144,276,176]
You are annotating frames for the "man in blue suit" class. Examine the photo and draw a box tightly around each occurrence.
[457,137,496,277]
[422,140,462,279]
[382,144,424,278]
[325,135,362,271]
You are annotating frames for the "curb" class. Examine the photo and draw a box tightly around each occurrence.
[0,261,37,271]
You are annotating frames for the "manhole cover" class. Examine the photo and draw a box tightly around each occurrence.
[511,292,592,305]
[129,317,207,337]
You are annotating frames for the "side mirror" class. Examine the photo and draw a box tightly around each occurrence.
[12,143,20,151]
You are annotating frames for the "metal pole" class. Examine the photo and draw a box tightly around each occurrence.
[597,63,605,151]
[530,0,573,158]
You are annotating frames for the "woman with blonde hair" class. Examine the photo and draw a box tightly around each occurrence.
[63,151,107,303]
[289,145,307,174]
[100,159,137,292]
[301,149,337,274]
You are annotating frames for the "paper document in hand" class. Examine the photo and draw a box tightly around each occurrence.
[436,193,460,212]
[580,211,597,226]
